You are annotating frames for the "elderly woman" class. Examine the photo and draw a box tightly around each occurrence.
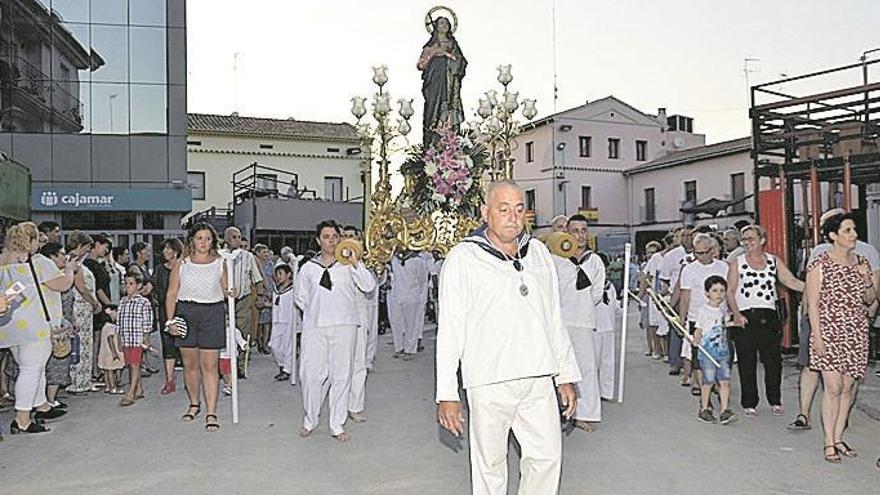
[66,231,102,394]
[0,222,74,434]
[727,224,804,417]
[805,212,876,462]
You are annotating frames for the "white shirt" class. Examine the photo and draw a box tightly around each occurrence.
[219,248,263,298]
[552,251,606,329]
[272,285,296,325]
[660,246,687,287]
[294,258,376,329]
[389,253,430,304]
[679,259,729,321]
[595,283,620,333]
[644,252,665,291]
[435,235,581,403]
[177,257,225,303]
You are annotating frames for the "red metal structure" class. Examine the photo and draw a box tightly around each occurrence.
[751,58,880,350]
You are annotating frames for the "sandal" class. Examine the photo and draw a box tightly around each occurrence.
[824,445,841,463]
[690,387,701,396]
[787,414,811,431]
[181,403,201,422]
[834,441,857,458]
[205,414,220,432]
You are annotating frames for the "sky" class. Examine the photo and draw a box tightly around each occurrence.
[186,0,880,145]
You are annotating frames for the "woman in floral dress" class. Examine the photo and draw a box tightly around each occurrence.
[806,212,877,462]
[67,234,101,393]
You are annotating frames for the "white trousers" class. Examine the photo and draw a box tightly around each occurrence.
[269,321,293,373]
[466,376,562,495]
[364,302,379,369]
[388,299,422,354]
[300,325,357,436]
[566,325,601,422]
[10,339,51,412]
[348,322,367,414]
[594,331,615,400]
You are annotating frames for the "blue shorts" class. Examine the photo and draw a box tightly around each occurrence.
[699,357,731,384]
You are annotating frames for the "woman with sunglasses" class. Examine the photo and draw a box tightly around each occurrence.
[726,224,804,417]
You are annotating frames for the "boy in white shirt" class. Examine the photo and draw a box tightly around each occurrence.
[270,264,295,382]
[694,275,736,425]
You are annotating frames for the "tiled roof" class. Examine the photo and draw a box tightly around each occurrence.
[187,113,359,141]
[625,137,752,175]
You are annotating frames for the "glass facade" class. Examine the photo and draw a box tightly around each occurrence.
[0,0,188,239]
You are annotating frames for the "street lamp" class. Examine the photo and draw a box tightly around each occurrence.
[472,64,537,180]
[350,66,414,232]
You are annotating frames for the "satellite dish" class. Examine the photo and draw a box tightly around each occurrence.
[673,137,685,148]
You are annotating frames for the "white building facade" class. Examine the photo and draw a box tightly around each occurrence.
[511,97,755,252]
[186,113,365,251]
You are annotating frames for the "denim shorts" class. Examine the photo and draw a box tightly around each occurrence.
[699,357,731,384]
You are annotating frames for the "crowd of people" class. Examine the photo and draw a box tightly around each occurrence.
[634,209,879,465]
[0,219,441,442]
[1,184,878,490]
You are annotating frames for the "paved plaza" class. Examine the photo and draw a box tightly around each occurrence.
[2,310,879,494]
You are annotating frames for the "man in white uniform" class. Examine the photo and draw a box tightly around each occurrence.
[436,180,580,495]
[341,225,378,422]
[295,221,376,442]
[388,251,429,360]
[678,234,729,389]
[551,214,605,432]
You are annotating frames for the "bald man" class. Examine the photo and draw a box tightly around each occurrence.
[437,180,580,495]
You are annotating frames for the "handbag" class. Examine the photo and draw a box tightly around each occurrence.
[26,255,71,359]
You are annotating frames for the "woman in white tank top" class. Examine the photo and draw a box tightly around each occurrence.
[164,223,233,433]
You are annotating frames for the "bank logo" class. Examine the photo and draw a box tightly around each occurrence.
[40,191,59,207]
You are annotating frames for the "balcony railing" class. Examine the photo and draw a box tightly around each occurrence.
[0,54,83,125]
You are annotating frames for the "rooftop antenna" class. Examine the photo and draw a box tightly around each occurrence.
[743,57,759,109]
[552,0,558,112]
[234,52,242,113]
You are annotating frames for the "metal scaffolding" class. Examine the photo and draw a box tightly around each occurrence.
[750,56,880,348]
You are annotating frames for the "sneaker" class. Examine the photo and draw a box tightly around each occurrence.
[744,408,758,417]
[651,353,661,360]
[698,409,717,424]
[771,405,784,415]
[719,409,738,425]
[223,385,232,396]
[644,351,652,356]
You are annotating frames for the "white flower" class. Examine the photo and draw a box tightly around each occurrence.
[431,193,447,203]
[424,162,438,176]
[464,155,474,168]
[462,137,473,148]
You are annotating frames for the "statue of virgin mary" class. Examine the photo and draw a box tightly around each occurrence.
[417,8,467,146]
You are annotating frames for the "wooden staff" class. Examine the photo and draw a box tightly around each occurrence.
[645,287,721,368]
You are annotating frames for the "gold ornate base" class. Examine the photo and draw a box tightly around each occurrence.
[365,207,481,272]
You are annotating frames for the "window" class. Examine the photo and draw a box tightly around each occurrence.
[526,141,534,163]
[644,188,656,223]
[684,180,697,205]
[327,148,340,153]
[636,140,647,161]
[324,176,343,201]
[580,186,592,209]
[525,189,536,212]
[186,140,202,146]
[188,172,205,200]
[731,173,746,213]
[608,138,620,159]
[259,144,274,150]
[578,136,591,157]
